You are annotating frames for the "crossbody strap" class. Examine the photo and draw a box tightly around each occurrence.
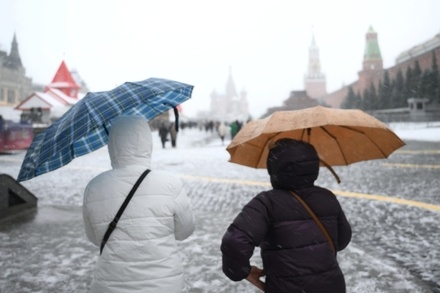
[100,169,151,255]
[290,191,336,254]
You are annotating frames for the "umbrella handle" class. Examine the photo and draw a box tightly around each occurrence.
[320,159,341,184]
[173,107,179,132]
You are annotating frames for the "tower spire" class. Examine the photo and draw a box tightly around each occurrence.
[362,25,383,70]
[357,26,384,94]
[304,33,327,99]
[46,60,80,98]
[225,66,237,98]
[4,33,23,70]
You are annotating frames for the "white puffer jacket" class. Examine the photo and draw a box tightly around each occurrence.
[83,116,196,293]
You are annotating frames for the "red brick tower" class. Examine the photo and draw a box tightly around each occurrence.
[357,26,383,92]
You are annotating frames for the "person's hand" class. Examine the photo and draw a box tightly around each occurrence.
[245,265,265,291]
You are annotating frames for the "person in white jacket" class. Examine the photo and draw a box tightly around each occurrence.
[217,121,227,145]
[83,115,196,293]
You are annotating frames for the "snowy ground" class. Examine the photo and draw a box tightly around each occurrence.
[389,121,440,142]
[0,122,439,292]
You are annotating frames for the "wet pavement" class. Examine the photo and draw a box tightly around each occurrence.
[0,132,439,292]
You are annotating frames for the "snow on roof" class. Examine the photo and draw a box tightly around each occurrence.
[395,33,440,64]
[47,81,75,88]
[46,87,79,105]
[14,86,85,115]
[15,92,69,110]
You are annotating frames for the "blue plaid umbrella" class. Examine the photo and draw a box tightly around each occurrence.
[18,77,193,182]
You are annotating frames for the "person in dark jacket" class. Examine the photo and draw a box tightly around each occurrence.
[221,138,352,293]
[158,121,170,148]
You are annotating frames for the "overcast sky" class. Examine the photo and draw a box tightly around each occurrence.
[1,0,440,118]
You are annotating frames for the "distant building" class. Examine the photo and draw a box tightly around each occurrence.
[1,34,89,123]
[304,34,327,100]
[323,27,440,108]
[260,34,324,117]
[45,60,81,98]
[71,69,90,94]
[262,90,319,118]
[0,34,33,107]
[15,60,87,124]
[387,32,440,82]
[208,68,249,122]
[323,26,384,108]
[358,26,384,90]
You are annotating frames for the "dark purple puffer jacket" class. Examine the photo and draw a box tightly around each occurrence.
[221,139,352,293]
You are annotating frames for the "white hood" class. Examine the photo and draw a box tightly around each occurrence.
[108,116,152,169]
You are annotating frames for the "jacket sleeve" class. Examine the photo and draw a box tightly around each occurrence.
[82,185,99,246]
[173,185,196,240]
[221,193,270,281]
[337,206,352,251]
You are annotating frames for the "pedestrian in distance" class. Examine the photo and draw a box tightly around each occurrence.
[221,138,352,293]
[83,116,196,293]
[229,120,241,139]
[158,121,170,148]
[217,121,227,145]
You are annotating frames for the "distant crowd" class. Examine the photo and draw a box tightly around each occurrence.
[150,119,247,148]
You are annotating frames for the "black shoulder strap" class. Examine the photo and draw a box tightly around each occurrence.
[100,169,151,255]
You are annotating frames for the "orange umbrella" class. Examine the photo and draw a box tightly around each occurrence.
[226,106,405,182]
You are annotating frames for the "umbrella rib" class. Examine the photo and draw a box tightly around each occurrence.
[338,126,389,158]
[256,132,282,167]
[300,128,306,141]
[319,126,349,165]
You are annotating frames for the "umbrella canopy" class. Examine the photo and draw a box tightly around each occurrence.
[18,77,193,182]
[227,106,405,170]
